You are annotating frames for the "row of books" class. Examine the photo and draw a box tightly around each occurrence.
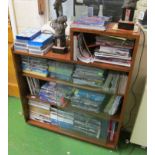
[26,78,122,115]
[73,65,106,88]
[70,88,106,113]
[14,28,54,55]
[48,61,74,81]
[29,99,118,142]
[71,16,112,31]
[73,33,135,67]
[22,57,128,95]
[39,82,74,107]
[22,56,49,77]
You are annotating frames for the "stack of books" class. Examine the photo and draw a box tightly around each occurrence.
[56,84,75,106]
[28,99,118,141]
[26,77,40,96]
[107,121,118,142]
[102,71,120,94]
[21,56,49,77]
[51,108,74,129]
[70,88,106,113]
[94,36,134,67]
[104,96,122,115]
[71,16,111,30]
[73,113,102,139]
[39,82,74,107]
[117,73,128,95]
[72,65,106,88]
[48,61,74,81]
[28,33,54,55]
[39,82,57,104]
[29,99,51,124]
[14,28,41,52]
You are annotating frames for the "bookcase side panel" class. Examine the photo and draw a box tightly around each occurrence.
[113,36,140,146]
[11,48,29,121]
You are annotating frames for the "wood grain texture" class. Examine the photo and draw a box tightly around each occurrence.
[37,0,45,15]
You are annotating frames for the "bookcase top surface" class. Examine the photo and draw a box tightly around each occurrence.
[70,23,140,39]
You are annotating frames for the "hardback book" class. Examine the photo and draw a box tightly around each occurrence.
[16,28,41,40]
[28,33,53,47]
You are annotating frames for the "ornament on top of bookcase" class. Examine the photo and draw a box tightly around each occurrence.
[118,0,139,30]
[50,0,68,54]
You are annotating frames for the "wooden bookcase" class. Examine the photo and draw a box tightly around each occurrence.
[12,25,140,149]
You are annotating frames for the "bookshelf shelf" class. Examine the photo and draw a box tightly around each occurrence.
[27,95,121,122]
[12,26,140,149]
[14,50,130,72]
[22,72,124,96]
[27,119,116,149]
[14,49,71,62]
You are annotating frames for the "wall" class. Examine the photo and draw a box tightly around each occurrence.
[123,0,147,131]
[135,0,147,20]
[11,0,48,34]
[124,29,147,131]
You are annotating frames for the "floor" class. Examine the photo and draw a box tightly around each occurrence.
[8,96,147,155]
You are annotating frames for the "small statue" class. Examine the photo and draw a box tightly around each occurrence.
[51,16,67,47]
[118,0,139,30]
[122,0,139,9]
[53,0,67,18]
[51,0,68,53]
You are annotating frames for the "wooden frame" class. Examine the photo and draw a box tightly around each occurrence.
[12,24,140,149]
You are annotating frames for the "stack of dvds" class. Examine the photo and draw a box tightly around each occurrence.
[39,82,57,104]
[39,82,74,107]
[50,108,74,129]
[73,113,101,139]
[104,96,122,115]
[14,28,41,52]
[29,99,51,124]
[28,33,54,55]
[72,65,106,88]
[55,84,75,106]
[102,71,120,94]
[26,77,40,96]
[48,61,74,81]
[70,88,106,113]
[21,56,49,77]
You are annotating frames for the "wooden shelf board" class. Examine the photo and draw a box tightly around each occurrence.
[74,61,130,72]
[13,50,71,62]
[22,72,124,96]
[27,119,116,149]
[14,50,130,72]
[27,95,120,121]
[71,23,140,39]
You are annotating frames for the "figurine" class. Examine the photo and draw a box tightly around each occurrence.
[118,0,139,30]
[122,0,139,9]
[53,0,67,17]
[51,0,68,53]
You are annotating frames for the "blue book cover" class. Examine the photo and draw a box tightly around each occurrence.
[16,28,41,40]
[28,33,53,47]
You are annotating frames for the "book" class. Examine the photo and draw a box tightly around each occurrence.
[118,74,128,95]
[16,28,41,40]
[28,33,53,47]
[71,16,111,30]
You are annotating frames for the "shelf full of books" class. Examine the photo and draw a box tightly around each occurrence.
[12,26,140,149]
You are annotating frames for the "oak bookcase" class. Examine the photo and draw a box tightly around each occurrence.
[12,24,140,149]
